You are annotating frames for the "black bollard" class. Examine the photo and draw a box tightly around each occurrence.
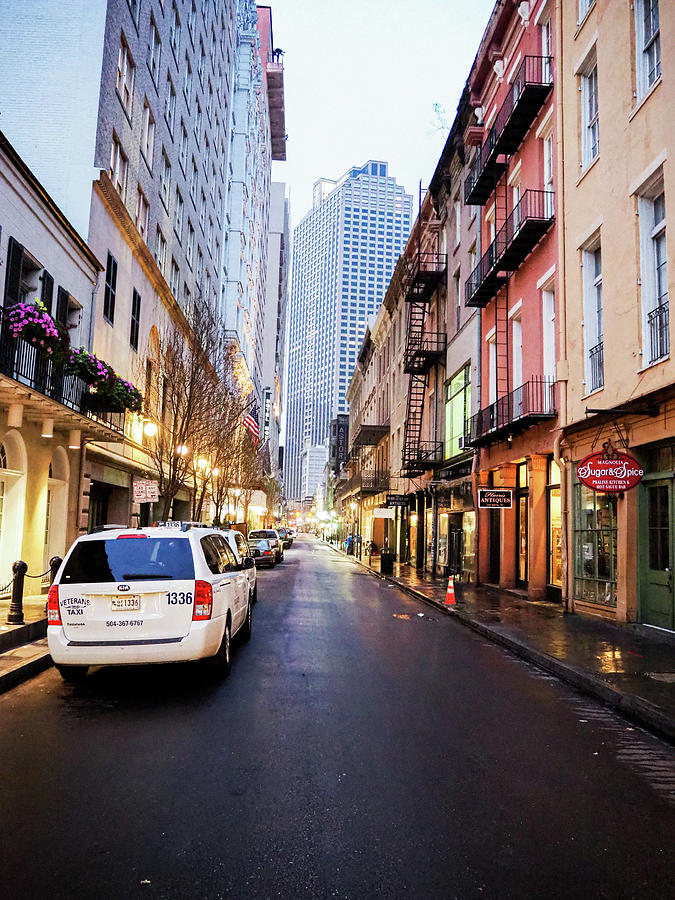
[7,560,28,625]
[49,556,63,585]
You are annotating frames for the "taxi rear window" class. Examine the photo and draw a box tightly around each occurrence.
[60,538,195,583]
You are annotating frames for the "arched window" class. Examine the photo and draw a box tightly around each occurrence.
[0,444,7,469]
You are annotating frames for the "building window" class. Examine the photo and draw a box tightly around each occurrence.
[454,199,461,246]
[156,227,167,275]
[170,258,180,297]
[164,73,176,133]
[198,38,205,84]
[186,220,195,266]
[581,61,599,167]
[178,120,188,171]
[183,52,193,106]
[195,100,203,146]
[582,244,603,390]
[196,247,204,289]
[573,479,617,608]
[190,157,199,202]
[135,187,149,240]
[141,99,155,167]
[444,365,470,458]
[199,189,206,229]
[635,0,661,97]
[147,17,161,85]
[130,288,141,350]
[639,186,669,364]
[170,3,181,57]
[103,252,117,324]
[187,0,196,38]
[174,188,184,241]
[116,35,135,116]
[109,135,128,199]
[543,133,554,216]
[578,0,594,22]
[160,149,171,208]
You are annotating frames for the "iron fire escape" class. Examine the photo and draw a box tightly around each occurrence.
[401,251,447,477]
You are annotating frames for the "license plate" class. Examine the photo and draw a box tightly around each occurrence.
[251,550,259,557]
[110,595,141,611]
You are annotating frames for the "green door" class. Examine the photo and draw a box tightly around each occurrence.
[642,480,675,630]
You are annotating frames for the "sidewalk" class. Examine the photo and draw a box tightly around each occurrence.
[0,593,51,693]
[331,542,675,744]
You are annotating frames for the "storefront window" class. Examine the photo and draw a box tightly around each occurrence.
[463,511,476,580]
[425,506,434,570]
[573,479,617,607]
[438,513,449,568]
[548,458,562,589]
[444,365,471,458]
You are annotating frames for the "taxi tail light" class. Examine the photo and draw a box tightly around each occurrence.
[193,580,213,620]
[47,585,62,626]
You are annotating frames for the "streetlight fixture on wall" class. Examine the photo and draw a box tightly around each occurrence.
[41,418,54,438]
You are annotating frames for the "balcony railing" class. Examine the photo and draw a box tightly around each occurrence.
[465,190,554,307]
[404,252,447,303]
[467,378,557,447]
[358,469,390,494]
[588,341,604,392]
[648,301,669,364]
[404,332,446,374]
[0,311,126,434]
[464,56,553,206]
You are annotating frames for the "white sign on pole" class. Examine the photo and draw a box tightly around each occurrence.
[373,508,395,519]
[133,480,160,503]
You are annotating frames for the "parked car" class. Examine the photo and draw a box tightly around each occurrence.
[248,538,276,567]
[221,529,257,603]
[277,527,293,549]
[47,525,255,682]
[248,529,284,563]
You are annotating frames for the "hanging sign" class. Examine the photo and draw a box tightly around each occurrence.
[478,489,512,508]
[374,508,395,519]
[576,451,644,493]
[386,494,409,507]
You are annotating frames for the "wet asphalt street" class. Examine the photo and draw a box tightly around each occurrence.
[1,535,675,900]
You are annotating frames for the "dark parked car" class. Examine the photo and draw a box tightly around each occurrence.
[277,527,293,549]
[248,538,276,567]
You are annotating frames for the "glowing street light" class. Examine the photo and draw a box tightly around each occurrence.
[197,457,209,470]
[143,420,158,437]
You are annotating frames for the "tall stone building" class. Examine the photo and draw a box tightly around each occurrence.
[286,161,412,502]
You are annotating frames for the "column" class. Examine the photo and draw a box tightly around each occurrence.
[528,454,548,601]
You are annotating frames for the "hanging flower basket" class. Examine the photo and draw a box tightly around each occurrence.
[69,348,143,413]
[5,300,70,358]
[83,390,127,413]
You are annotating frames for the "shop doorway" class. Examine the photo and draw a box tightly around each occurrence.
[488,507,500,584]
[547,457,562,601]
[515,462,528,588]
[641,479,675,630]
[88,481,111,532]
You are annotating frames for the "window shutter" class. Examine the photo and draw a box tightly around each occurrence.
[41,271,54,314]
[4,236,24,306]
[55,286,70,324]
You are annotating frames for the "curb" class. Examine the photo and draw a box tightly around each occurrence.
[325,542,675,744]
[0,647,53,696]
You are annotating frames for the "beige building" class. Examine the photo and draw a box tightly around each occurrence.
[559,0,675,631]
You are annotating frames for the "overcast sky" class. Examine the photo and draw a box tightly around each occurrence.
[269,0,496,226]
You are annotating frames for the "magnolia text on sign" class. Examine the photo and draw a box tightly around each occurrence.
[576,452,644,493]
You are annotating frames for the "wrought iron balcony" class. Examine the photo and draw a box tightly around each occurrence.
[648,301,669,364]
[357,469,390,494]
[404,332,446,374]
[464,56,553,206]
[0,313,125,435]
[404,252,447,303]
[588,341,604,392]
[351,421,389,449]
[465,190,554,307]
[466,378,556,447]
[402,441,444,476]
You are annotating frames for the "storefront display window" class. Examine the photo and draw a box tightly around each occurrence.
[548,458,562,590]
[463,511,476,580]
[573,479,617,607]
[438,512,448,568]
[425,506,434,570]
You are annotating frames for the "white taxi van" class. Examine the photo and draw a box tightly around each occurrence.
[47,525,253,682]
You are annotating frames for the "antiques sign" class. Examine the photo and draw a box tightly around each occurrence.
[478,489,512,509]
[386,494,409,507]
[576,451,644,493]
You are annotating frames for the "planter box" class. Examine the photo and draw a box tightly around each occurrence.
[82,391,126,413]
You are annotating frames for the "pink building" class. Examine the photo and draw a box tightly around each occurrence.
[464,1,560,600]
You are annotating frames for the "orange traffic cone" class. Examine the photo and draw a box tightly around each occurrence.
[444,575,456,605]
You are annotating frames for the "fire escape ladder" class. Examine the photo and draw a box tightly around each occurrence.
[495,284,510,401]
[403,372,428,473]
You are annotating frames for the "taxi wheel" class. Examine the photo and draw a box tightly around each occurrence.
[243,600,252,641]
[56,664,88,684]
[210,620,231,677]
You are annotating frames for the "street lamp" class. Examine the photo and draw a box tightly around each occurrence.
[143,420,158,438]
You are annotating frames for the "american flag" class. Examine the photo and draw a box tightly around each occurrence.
[243,404,259,442]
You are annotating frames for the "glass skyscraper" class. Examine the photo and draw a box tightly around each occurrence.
[286,161,412,502]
